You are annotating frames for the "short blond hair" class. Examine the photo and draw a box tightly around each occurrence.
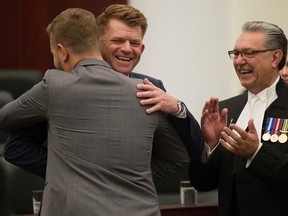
[47,8,100,54]
[97,4,148,38]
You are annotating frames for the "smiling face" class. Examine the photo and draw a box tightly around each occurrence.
[99,19,145,75]
[233,31,280,94]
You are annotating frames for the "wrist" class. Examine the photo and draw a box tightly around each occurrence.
[172,100,184,116]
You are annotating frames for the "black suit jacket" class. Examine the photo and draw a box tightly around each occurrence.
[189,79,288,216]
[4,72,203,179]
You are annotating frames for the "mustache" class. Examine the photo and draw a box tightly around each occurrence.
[236,66,252,71]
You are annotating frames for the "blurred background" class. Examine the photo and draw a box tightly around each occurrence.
[1,0,288,215]
[129,0,288,121]
[1,0,288,121]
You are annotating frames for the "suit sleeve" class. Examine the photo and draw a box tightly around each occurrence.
[188,145,222,191]
[168,109,204,158]
[151,112,189,181]
[0,74,48,131]
[150,78,204,158]
[4,122,48,178]
[0,73,50,178]
[131,74,204,180]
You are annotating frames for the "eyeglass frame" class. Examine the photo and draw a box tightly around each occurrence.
[228,49,277,60]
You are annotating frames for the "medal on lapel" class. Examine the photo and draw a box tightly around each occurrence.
[262,117,273,141]
[270,134,278,143]
[270,118,283,143]
[278,133,288,143]
[262,133,270,141]
[262,117,288,143]
[279,119,288,144]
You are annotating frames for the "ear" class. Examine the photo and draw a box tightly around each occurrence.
[140,43,145,54]
[57,43,69,63]
[272,49,283,69]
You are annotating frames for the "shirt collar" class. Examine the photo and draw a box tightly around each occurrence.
[248,76,279,103]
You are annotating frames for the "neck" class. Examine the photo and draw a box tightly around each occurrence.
[68,53,103,71]
[249,74,279,94]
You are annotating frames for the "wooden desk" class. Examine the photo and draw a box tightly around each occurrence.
[160,203,219,216]
[19,204,219,216]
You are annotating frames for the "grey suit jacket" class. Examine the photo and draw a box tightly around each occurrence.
[0,59,188,216]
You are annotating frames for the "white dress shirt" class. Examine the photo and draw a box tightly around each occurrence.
[203,76,279,165]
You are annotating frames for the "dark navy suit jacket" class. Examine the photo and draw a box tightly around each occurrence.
[189,78,288,216]
[4,72,203,178]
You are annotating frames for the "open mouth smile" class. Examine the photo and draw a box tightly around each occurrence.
[116,56,132,62]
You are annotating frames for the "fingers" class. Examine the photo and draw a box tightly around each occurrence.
[221,128,239,145]
[136,83,152,92]
[136,78,154,92]
[136,79,178,114]
[137,90,154,101]
[219,138,236,153]
[220,108,228,125]
[136,79,162,99]
[143,78,153,85]
[138,96,159,114]
[200,109,209,126]
[145,103,160,114]
[211,98,219,113]
[219,129,240,154]
[219,123,258,157]
[247,119,257,134]
[223,124,246,141]
[202,100,210,114]
[202,97,220,114]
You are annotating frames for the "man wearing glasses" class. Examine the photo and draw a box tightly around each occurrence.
[189,21,288,216]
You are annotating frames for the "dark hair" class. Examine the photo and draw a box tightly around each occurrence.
[242,21,287,70]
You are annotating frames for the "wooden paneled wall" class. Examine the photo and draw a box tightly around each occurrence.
[0,0,126,73]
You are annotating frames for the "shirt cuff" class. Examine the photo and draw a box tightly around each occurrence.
[201,142,219,162]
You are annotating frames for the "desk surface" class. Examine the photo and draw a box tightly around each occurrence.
[18,203,219,216]
[160,203,219,216]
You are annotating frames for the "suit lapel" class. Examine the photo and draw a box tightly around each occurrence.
[233,79,288,173]
[265,79,288,120]
[219,92,248,124]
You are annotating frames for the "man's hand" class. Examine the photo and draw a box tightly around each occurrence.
[219,119,259,158]
[136,78,179,114]
[201,97,227,149]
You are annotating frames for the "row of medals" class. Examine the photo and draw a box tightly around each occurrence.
[262,118,288,143]
[262,131,287,143]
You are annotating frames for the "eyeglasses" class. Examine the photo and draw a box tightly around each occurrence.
[228,49,276,60]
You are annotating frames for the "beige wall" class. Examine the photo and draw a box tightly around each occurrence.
[129,0,288,121]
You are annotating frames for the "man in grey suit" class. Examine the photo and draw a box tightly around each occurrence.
[0,8,188,215]
[4,4,202,182]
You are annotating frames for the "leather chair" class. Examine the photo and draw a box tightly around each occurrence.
[0,90,13,148]
[0,158,45,216]
[0,70,43,99]
[0,90,13,107]
[0,87,45,215]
